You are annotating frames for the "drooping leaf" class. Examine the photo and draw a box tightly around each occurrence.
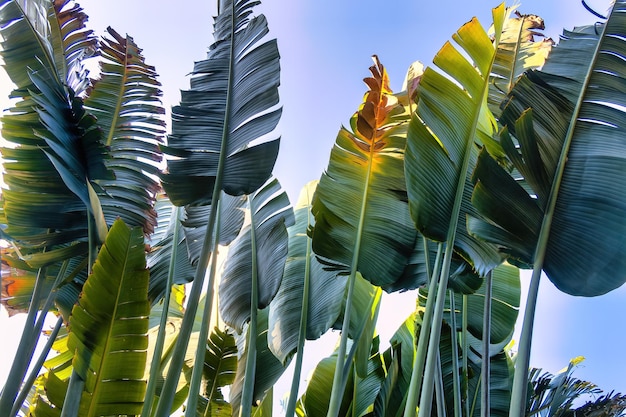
[470,2,626,296]
[267,181,345,364]
[0,0,106,255]
[219,178,293,332]
[160,0,281,206]
[146,196,195,303]
[181,192,246,266]
[84,26,166,236]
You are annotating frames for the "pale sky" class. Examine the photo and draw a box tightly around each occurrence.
[1,0,624,411]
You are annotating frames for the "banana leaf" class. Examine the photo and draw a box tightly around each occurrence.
[84,26,166,237]
[267,181,345,364]
[218,178,294,332]
[30,219,149,416]
[311,55,416,289]
[160,0,281,206]
[470,6,626,296]
[488,6,552,118]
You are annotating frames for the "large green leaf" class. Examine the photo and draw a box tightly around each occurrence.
[153,2,283,412]
[470,1,626,296]
[31,219,149,416]
[267,181,345,364]
[160,0,281,206]
[0,0,106,253]
[84,26,166,236]
[404,6,505,274]
[219,178,294,332]
[181,192,246,266]
[311,55,416,289]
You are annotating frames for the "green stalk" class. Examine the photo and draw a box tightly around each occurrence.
[326,270,357,417]
[403,242,443,417]
[141,207,183,417]
[60,370,85,417]
[0,266,46,415]
[10,316,63,417]
[239,198,259,417]
[481,271,492,417]
[462,295,469,417]
[435,352,446,417]
[187,201,222,417]
[417,238,462,416]
[154,0,238,412]
[449,291,461,417]
[285,230,313,417]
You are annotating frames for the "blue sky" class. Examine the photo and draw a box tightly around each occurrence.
[1,0,624,409]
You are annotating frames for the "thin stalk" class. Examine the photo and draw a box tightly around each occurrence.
[481,271,492,417]
[141,207,183,417]
[4,258,69,417]
[187,201,222,417]
[284,231,314,417]
[0,265,47,416]
[435,352,446,417]
[417,246,459,417]
[462,295,469,417]
[239,201,259,417]
[403,242,443,417]
[509,5,610,416]
[449,291,462,417]
[10,316,63,417]
[154,0,238,412]
[60,370,85,417]
[326,270,357,417]
[508,266,540,417]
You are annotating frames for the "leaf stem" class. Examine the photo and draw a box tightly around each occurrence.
[481,271,492,417]
[403,242,443,417]
[449,290,462,417]
[10,316,63,417]
[141,207,183,417]
[239,197,259,417]
[285,226,313,417]
[187,201,222,417]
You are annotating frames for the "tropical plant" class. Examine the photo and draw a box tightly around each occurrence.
[1,1,625,417]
